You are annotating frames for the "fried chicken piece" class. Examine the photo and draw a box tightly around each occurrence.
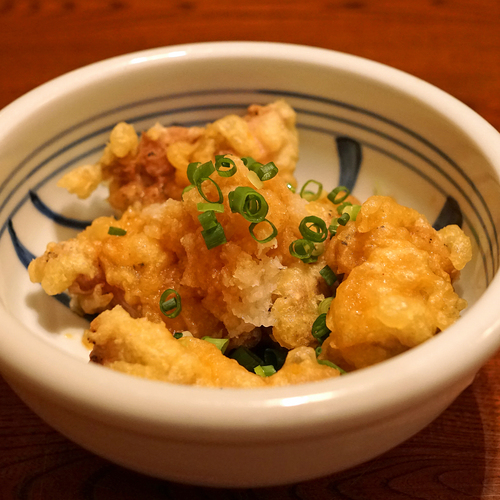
[29,157,331,350]
[58,100,299,212]
[321,196,472,370]
[85,305,340,388]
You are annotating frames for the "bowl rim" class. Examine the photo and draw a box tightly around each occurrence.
[1,41,500,441]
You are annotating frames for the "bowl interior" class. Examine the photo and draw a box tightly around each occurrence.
[0,43,498,365]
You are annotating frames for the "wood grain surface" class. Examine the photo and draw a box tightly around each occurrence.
[1,0,500,498]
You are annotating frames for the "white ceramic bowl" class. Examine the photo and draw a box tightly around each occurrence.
[0,42,499,488]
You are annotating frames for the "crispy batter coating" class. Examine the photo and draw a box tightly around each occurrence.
[58,100,298,212]
[30,157,331,352]
[86,306,340,387]
[321,196,471,370]
[30,101,472,387]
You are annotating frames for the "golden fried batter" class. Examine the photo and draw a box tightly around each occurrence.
[30,102,472,387]
[29,157,331,351]
[58,100,298,212]
[321,196,471,370]
[86,306,340,387]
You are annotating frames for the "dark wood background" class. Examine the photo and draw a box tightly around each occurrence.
[1,1,500,498]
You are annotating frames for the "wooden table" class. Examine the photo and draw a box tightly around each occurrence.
[1,1,500,498]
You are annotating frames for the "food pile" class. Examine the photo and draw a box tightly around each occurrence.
[28,101,472,387]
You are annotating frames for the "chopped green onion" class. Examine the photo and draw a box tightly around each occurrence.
[336,201,352,215]
[198,211,226,249]
[173,332,183,339]
[254,365,276,377]
[338,213,350,226]
[320,265,337,286]
[300,180,323,201]
[229,346,263,372]
[197,202,224,213]
[202,336,230,354]
[249,219,278,244]
[192,160,215,184]
[327,186,350,204]
[311,242,325,258]
[196,177,223,204]
[259,162,279,181]
[198,210,218,230]
[343,204,361,221]
[181,184,195,198]
[228,186,269,223]
[329,212,350,237]
[311,313,331,342]
[241,156,259,170]
[315,345,323,357]
[289,239,316,262]
[215,155,237,177]
[247,161,278,181]
[201,222,227,249]
[329,219,340,237]
[159,289,182,318]
[187,162,200,184]
[188,160,223,203]
[286,183,296,193]
[241,156,278,182]
[108,226,127,236]
[299,216,328,243]
[318,359,346,374]
[318,297,333,315]
[263,347,287,371]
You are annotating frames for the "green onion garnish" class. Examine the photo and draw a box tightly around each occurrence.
[198,211,226,249]
[299,216,328,243]
[188,160,223,203]
[228,186,269,223]
[196,177,223,204]
[336,201,352,215]
[311,313,331,342]
[108,226,127,236]
[318,359,346,374]
[263,347,287,371]
[253,162,278,181]
[159,289,182,318]
[201,336,229,354]
[215,155,237,177]
[338,213,350,226]
[258,162,278,181]
[286,183,296,193]
[329,219,340,237]
[328,213,350,237]
[229,346,263,371]
[187,162,200,184]
[249,219,278,244]
[343,204,361,221]
[173,332,183,339]
[201,222,227,249]
[254,365,276,377]
[315,345,323,357]
[242,157,279,182]
[318,297,333,315]
[198,210,218,231]
[319,265,337,286]
[300,180,323,201]
[241,156,259,169]
[197,202,224,213]
[192,160,215,183]
[327,186,350,204]
[289,239,317,262]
